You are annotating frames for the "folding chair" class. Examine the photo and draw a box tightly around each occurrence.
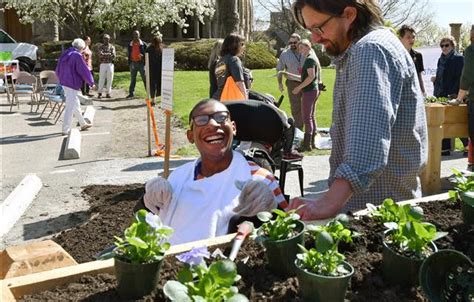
[37,70,59,111]
[10,72,38,112]
[40,84,65,124]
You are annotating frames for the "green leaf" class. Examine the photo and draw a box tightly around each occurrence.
[315,231,334,253]
[272,208,287,217]
[227,293,250,302]
[366,203,377,212]
[334,214,350,226]
[209,260,237,286]
[257,211,272,222]
[177,266,194,283]
[433,231,448,241]
[384,222,398,230]
[409,206,424,221]
[135,209,148,223]
[127,236,148,249]
[163,280,191,301]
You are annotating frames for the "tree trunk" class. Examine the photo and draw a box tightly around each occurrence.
[218,0,239,37]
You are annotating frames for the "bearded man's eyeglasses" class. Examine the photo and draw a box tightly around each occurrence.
[308,15,334,36]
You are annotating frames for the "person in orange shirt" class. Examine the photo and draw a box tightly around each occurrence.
[127,30,147,98]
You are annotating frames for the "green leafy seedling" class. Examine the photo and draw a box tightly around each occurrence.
[164,247,248,302]
[297,214,355,276]
[101,209,173,264]
[255,206,304,241]
[449,169,474,206]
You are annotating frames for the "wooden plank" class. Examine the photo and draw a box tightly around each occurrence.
[4,233,236,300]
[353,192,450,217]
[443,105,468,124]
[443,124,469,138]
[1,280,16,302]
[422,104,445,194]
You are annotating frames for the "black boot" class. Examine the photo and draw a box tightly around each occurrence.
[298,133,312,152]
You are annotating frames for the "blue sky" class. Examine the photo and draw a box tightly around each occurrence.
[431,0,473,28]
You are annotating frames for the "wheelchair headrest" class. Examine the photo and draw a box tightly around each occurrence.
[225,100,288,144]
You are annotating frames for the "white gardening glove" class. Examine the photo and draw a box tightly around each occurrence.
[233,180,276,217]
[143,176,173,214]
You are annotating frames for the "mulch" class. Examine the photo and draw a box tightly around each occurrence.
[19,185,474,301]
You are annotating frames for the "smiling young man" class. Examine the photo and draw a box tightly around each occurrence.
[143,99,285,244]
[287,0,428,220]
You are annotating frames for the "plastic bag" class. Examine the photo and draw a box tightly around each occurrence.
[220,76,245,102]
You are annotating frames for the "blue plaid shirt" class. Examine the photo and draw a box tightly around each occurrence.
[329,28,428,211]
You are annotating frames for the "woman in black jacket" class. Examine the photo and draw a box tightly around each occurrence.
[432,36,466,154]
[146,36,163,104]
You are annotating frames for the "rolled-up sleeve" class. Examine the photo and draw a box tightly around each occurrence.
[334,43,402,194]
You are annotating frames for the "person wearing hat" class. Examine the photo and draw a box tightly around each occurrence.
[56,38,94,135]
[97,34,116,99]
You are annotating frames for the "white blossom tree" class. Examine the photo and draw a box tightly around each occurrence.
[4,0,215,38]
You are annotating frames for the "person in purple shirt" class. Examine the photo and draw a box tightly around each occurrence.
[56,38,94,135]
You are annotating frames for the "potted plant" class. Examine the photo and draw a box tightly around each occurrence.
[254,207,305,276]
[294,214,356,302]
[163,246,248,301]
[419,249,474,301]
[101,209,173,298]
[368,200,448,286]
[449,169,474,225]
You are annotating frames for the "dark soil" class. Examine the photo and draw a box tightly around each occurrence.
[22,185,474,301]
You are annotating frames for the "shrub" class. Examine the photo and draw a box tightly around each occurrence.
[170,39,277,71]
[242,42,277,69]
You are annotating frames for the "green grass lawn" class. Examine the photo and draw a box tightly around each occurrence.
[113,68,336,156]
[113,68,335,128]
[112,69,467,155]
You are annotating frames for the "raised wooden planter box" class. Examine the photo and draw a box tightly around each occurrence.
[421,103,468,195]
[0,193,450,301]
[0,233,236,301]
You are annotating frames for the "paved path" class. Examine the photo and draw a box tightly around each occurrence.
[0,93,470,249]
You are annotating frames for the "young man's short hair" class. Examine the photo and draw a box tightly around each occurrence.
[398,25,416,38]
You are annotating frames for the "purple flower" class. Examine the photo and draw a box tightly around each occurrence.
[145,212,162,229]
[176,246,210,266]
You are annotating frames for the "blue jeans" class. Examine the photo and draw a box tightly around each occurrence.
[129,61,146,95]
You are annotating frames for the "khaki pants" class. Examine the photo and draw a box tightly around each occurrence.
[286,79,303,130]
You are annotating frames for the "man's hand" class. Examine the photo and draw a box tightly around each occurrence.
[278,82,284,93]
[143,176,173,214]
[233,180,276,217]
[292,86,302,95]
[287,197,342,221]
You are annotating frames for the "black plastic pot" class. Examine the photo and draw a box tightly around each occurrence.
[114,257,162,298]
[460,193,474,225]
[419,249,473,302]
[382,239,437,287]
[262,220,305,276]
[295,259,354,302]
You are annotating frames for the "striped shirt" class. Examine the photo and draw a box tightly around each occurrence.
[277,48,304,82]
[196,160,287,208]
[330,28,428,211]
